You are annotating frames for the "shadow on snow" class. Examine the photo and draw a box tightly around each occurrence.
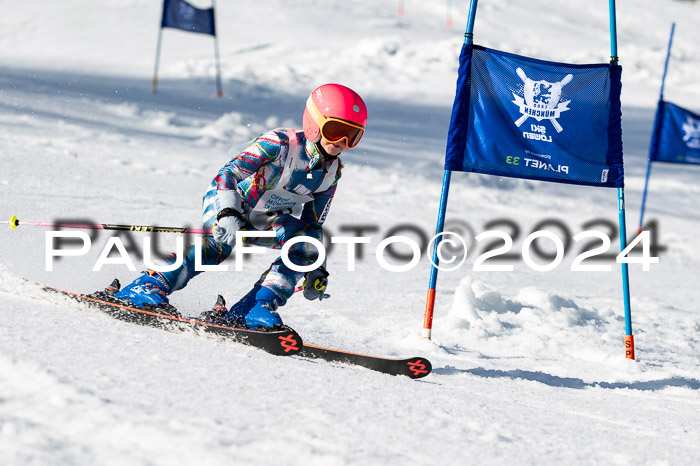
[434,366,700,391]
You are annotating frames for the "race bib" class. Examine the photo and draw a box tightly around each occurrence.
[248,189,313,229]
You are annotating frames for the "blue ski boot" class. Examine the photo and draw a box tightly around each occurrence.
[224,285,283,330]
[114,270,171,307]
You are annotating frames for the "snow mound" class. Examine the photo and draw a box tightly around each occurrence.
[0,263,48,300]
[439,276,617,363]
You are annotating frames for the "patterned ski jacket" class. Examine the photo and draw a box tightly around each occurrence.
[209,129,339,244]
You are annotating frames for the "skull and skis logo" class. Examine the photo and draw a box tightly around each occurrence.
[682,115,700,149]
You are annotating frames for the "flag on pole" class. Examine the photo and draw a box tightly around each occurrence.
[445,45,624,188]
[162,0,216,36]
[649,100,700,165]
[153,0,222,96]
[425,0,636,360]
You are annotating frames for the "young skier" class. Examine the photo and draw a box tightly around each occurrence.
[114,83,367,330]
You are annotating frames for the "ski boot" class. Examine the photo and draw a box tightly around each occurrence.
[114,270,171,308]
[224,286,283,330]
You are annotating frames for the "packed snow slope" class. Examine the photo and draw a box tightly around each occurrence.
[1,1,700,465]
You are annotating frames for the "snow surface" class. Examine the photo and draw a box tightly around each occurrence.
[1,0,700,464]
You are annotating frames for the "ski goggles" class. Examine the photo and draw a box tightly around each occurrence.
[307,98,365,149]
[320,118,365,149]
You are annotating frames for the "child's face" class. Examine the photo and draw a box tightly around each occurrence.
[319,136,348,156]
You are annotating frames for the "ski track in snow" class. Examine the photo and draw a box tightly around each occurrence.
[2,1,700,464]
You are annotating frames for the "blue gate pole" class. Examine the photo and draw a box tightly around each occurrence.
[152,27,164,93]
[212,0,223,97]
[423,0,479,339]
[617,189,635,359]
[609,0,635,360]
[638,23,675,233]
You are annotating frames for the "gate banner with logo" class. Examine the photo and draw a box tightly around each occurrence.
[161,0,216,36]
[445,44,624,188]
[649,100,700,165]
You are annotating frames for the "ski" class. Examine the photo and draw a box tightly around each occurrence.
[296,344,432,379]
[42,281,303,357]
[38,281,431,377]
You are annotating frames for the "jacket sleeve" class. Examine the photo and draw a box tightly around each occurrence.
[212,131,283,190]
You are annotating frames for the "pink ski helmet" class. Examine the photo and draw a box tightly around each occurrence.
[303,83,367,149]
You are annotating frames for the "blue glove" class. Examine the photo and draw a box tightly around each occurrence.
[213,210,244,246]
[303,266,330,301]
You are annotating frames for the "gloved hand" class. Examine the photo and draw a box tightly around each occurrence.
[213,209,245,246]
[303,266,330,301]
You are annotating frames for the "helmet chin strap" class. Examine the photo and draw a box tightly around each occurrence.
[314,142,338,173]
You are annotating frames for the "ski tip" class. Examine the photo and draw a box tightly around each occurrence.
[10,215,19,230]
[405,357,432,379]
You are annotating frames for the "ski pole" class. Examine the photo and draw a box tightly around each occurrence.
[4,215,211,235]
